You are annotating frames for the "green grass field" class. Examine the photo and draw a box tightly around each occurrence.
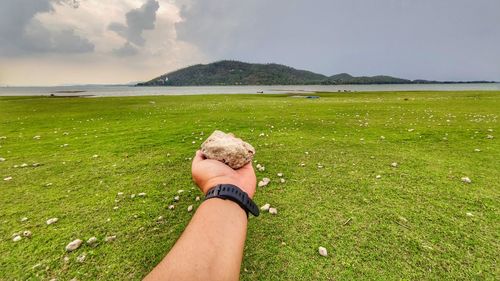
[0,91,499,280]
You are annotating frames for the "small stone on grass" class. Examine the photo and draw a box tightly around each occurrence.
[65,239,83,252]
[318,246,328,257]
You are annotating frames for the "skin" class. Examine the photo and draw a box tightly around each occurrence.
[143,150,257,281]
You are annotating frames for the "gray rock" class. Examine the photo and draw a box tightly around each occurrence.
[201,130,255,169]
[65,239,83,252]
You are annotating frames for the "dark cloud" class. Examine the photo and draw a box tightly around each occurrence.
[112,42,139,57]
[109,0,160,47]
[176,0,500,81]
[0,0,94,56]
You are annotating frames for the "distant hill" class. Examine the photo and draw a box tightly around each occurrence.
[137,60,495,86]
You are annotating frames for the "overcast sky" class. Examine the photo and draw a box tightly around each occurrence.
[0,0,499,86]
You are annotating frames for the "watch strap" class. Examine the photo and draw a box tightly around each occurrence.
[205,184,260,217]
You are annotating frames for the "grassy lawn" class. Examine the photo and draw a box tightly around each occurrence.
[0,91,499,280]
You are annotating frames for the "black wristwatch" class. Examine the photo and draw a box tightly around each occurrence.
[205,184,260,217]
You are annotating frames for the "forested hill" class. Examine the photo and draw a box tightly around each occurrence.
[137,60,492,86]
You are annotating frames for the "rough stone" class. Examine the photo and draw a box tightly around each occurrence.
[201,130,255,169]
[65,239,83,252]
[318,246,328,257]
[23,231,32,238]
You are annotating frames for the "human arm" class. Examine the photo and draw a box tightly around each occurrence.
[143,151,256,281]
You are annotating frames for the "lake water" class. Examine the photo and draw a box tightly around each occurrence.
[0,83,499,97]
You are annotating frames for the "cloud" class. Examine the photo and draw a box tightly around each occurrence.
[109,0,160,47]
[175,0,500,81]
[0,0,94,56]
[112,42,139,57]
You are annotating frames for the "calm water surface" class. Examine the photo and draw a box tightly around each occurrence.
[0,84,499,97]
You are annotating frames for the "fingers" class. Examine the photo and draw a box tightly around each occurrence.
[238,162,255,172]
[192,150,205,166]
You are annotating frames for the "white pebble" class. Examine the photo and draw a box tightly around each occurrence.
[13,235,22,242]
[65,239,83,252]
[174,195,180,202]
[258,177,271,187]
[376,175,382,179]
[195,196,200,201]
[318,246,328,257]
[21,217,28,222]
[87,237,98,246]
[390,162,398,167]
[280,178,286,183]
[187,205,193,212]
[105,235,116,242]
[117,192,124,196]
[138,192,146,197]
[474,148,481,152]
[269,208,278,215]
[260,203,270,211]
[177,189,184,194]
[4,176,12,181]
[168,205,175,210]
[277,173,283,177]
[46,218,59,225]
[92,154,99,158]
[76,254,86,263]
[0,157,5,162]
[461,177,472,184]
[23,230,32,238]
[466,212,474,217]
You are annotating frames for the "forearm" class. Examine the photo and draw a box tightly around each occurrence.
[144,198,248,281]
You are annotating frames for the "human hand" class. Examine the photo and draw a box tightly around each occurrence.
[191,150,257,198]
